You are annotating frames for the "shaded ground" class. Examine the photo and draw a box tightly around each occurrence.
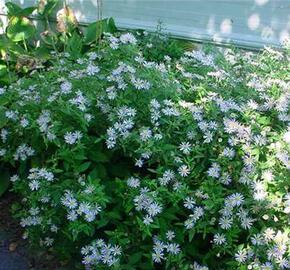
[0,192,64,270]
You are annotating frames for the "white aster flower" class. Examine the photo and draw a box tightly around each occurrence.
[119,33,137,45]
[179,141,192,154]
[178,165,190,177]
[127,177,140,188]
[64,131,83,144]
[234,249,247,263]
[213,233,226,245]
[166,230,175,241]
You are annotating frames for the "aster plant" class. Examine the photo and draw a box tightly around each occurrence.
[0,31,289,270]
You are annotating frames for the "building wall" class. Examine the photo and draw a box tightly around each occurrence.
[4,0,290,48]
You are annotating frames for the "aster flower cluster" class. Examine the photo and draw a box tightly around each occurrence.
[235,228,290,269]
[152,234,181,263]
[183,196,205,230]
[61,190,102,222]
[105,106,136,149]
[13,144,35,161]
[64,130,83,144]
[27,168,55,191]
[133,187,163,225]
[81,239,121,267]
[37,110,56,141]
[0,31,289,269]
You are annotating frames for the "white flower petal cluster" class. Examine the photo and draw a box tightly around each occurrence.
[1,31,289,269]
[81,239,121,267]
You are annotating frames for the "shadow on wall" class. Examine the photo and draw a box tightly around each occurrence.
[8,0,290,47]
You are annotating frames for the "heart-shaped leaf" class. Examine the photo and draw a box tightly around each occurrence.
[6,16,36,42]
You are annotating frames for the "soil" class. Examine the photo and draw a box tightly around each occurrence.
[0,192,64,270]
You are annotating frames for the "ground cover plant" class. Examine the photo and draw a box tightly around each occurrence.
[0,20,289,270]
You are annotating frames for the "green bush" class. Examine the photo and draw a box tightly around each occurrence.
[0,31,289,270]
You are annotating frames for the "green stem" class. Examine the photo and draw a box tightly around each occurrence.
[45,16,60,64]
[0,24,12,84]
[5,55,12,85]
[23,38,28,51]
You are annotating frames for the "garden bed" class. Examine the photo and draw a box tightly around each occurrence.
[0,2,289,270]
[0,192,67,270]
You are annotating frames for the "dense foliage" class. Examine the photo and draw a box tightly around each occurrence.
[0,1,118,85]
[0,29,289,269]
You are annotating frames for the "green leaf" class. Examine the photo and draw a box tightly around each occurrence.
[109,162,130,178]
[128,252,142,265]
[34,46,51,60]
[38,0,59,16]
[84,18,117,45]
[6,16,36,42]
[66,32,83,59]
[19,7,37,17]
[88,151,109,163]
[90,164,107,178]
[0,169,10,197]
[0,37,26,55]
[6,2,36,17]
[97,218,109,229]
[0,105,7,128]
[0,64,8,78]
[0,66,15,86]
[84,21,99,45]
[77,161,91,173]
[108,17,117,32]
[188,229,195,242]
[40,30,57,47]
[0,91,9,108]
[5,2,22,17]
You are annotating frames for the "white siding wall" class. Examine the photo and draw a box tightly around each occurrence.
[3,0,290,48]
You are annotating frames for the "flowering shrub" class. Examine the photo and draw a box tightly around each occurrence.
[0,31,289,269]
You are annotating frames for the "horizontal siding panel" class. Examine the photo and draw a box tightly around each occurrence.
[6,0,290,48]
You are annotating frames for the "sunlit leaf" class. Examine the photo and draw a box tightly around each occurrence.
[6,16,36,42]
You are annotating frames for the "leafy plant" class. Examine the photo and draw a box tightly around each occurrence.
[0,1,117,86]
[0,30,289,270]
[6,16,36,42]
[135,22,196,62]
[84,18,117,45]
